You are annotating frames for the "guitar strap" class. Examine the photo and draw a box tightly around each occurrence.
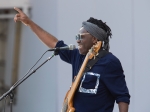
[84,50,109,73]
[73,50,109,83]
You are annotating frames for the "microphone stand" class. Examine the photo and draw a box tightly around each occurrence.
[0,50,58,112]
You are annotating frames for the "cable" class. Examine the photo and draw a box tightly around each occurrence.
[11,49,50,88]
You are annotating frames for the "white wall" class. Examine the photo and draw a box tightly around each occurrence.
[134,1,150,112]
[0,0,30,8]
[2,0,150,112]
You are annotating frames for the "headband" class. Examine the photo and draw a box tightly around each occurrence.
[82,21,107,41]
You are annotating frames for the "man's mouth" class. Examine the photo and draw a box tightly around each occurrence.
[78,45,82,49]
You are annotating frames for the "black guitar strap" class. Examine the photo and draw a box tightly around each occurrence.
[73,50,109,82]
[84,50,109,73]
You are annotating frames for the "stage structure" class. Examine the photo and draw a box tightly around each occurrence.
[0,0,31,111]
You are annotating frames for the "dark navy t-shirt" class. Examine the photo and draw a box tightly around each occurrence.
[56,41,130,112]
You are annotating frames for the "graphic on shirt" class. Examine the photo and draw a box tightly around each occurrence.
[79,72,100,94]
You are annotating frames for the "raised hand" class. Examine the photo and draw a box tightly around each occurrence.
[14,7,31,26]
[14,7,58,48]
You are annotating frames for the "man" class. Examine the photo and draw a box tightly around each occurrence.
[14,7,130,112]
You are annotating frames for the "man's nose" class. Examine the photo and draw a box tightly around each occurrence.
[76,39,81,43]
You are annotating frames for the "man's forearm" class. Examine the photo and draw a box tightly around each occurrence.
[28,21,58,48]
[118,102,129,112]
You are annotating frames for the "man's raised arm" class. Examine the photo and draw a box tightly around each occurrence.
[14,7,58,48]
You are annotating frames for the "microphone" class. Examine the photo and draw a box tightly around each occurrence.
[48,44,76,51]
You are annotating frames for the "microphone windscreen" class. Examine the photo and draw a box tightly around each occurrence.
[69,44,76,50]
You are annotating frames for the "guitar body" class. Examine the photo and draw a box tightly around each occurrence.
[61,41,102,112]
[61,90,75,112]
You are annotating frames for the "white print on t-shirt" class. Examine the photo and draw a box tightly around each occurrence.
[79,72,100,94]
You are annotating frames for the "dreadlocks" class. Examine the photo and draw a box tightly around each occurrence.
[86,17,112,51]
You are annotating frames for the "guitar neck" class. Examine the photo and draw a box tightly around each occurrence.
[67,54,89,103]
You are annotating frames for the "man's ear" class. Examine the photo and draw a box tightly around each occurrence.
[93,37,98,44]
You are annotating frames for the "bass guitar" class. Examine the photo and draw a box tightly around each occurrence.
[61,41,102,112]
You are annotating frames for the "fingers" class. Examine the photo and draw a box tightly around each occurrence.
[14,7,29,26]
[14,7,23,14]
[14,7,24,22]
[14,7,23,22]
[14,13,21,22]
[16,14,20,17]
